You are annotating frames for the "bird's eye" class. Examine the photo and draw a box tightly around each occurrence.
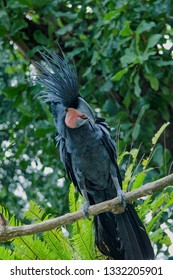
[65,108,68,112]
[80,114,88,119]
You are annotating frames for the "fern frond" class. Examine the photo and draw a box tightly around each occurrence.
[0,205,21,227]
[43,229,73,260]
[0,246,15,260]
[68,183,77,213]
[71,218,96,260]
[0,205,10,222]
[12,235,55,260]
[23,200,49,222]
[68,183,96,259]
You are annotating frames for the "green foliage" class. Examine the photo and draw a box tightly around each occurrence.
[0,186,96,260]
[118,123,173,258]
[120,122,170,191]
[68,184,96,259]
[0,174,172,259]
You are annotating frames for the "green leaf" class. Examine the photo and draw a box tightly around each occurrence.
[155,60,173,67]
[120,21,133,36]
[145,74,159,91]
[103,99,120,115]
[104,7,126,20]
[120,48,137,67]
[132,172,146,190]
[150,228,164,243]
[33,30,48,45]
[27,45,43,57]
[146,34,162,50]
[23,200,49,221]
[153,144,164,167]
[111,68,128,81]
[68,183,77,214]
[0,10,10,30]
[147,191,173,232]
[68,47,85,58]
[123,91,132,108]
[132,123,141,140]
[0,23,6,36]
[151,192,168,213]
[13,235,55,260]
[122,149,139,191]
[4,84,26,99]
[43,229,73,260]
[57,23,73,35]
[10,18,28,35]
[136,20,156,34]
[56,11,77,20]
[134,74,141,97]
[68,184,96,259]
[152,122,170,145]
[91,50,99,65]
[118,151,131,165]
[100,81,112,92]
[161,235,171,246]
[137,50,156,64]
[0,247,15,260]
[130,148,139,162]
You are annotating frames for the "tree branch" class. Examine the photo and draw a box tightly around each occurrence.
[0,174,173,242]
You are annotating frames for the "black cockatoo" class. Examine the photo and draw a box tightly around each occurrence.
[34,49,154,260]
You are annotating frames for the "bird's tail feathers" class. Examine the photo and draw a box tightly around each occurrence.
[94,203,154,260]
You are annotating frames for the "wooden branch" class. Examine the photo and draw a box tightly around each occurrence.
[0,173,173,242]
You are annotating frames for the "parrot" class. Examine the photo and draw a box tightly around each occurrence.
[34,49,154,260]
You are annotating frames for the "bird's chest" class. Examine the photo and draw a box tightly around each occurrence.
[72,142,110,183]
[66,124,111,188]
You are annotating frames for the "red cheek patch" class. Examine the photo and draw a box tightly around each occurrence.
[65,108,85,128]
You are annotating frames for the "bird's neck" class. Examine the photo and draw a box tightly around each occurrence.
[65,122,102,154]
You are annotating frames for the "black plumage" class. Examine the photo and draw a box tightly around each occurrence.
[35,50,154,260]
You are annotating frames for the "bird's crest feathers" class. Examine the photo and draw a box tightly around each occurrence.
[33,49,79,107]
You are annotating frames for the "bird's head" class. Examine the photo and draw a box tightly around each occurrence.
[34,49,95,129]
[65,96,94,129]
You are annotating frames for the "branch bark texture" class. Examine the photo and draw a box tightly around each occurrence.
[0,173,173,242]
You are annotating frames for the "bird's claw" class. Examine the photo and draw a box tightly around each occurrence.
[82,201,91,220]
[117,189,127,208]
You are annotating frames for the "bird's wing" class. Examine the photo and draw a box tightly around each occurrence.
[55,133,81,194]
[96,117,123,188]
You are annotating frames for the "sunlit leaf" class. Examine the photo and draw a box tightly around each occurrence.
[152,122,170,145]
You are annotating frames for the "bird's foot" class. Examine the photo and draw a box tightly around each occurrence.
[117,189,127,208]
[82,201,91,220]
